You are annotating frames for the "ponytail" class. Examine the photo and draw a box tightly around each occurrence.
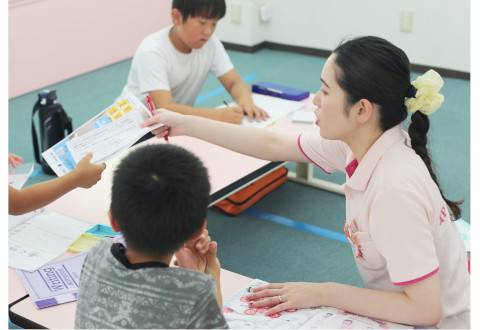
[332,38,463,220]
[406,70,462,220]
[408,112,462,219]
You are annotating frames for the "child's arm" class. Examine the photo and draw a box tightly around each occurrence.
[149,90,244,124]
[9,154,106,215]
[218,69,269,121]
[205,242,222,307]
[174,240,223,307]
[142,109,306,163]
[247,275,442,327]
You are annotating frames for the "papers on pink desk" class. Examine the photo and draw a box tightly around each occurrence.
[17,253,87,309]
[224,279,412,329]
[9,210,92,271]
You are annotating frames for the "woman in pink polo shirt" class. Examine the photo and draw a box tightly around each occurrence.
[143,36,470,328]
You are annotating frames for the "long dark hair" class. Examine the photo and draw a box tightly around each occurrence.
[333,36,461,219]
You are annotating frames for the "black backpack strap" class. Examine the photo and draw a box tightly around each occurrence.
[31,100,42,164]
[57,104,73,134]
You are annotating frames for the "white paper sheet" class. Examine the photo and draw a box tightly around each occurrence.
[224,279,412,329]
[42,93,160,177]
[17,253,87,309]
[9,210,92,272]
[221,93,306,128]
[66,110,145,163]
[291,110,316,124]
[9,162,35,189]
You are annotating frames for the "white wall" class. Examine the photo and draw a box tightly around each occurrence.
[217,0,470,72]
[9,0,172,98]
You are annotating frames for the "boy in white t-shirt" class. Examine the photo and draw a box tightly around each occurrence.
[120,0,268,124]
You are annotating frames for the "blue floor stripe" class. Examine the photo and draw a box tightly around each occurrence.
[245,208,348,244]
[195,73,257,105]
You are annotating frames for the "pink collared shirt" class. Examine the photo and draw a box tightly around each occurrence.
[298,125,470,328]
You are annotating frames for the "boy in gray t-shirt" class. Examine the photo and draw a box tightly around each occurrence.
[75,144,227,329]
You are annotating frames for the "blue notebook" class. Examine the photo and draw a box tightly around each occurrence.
[252,82,309,101]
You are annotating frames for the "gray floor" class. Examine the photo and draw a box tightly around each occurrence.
[8,48,470,288]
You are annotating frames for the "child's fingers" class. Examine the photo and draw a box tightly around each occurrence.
[206,241,217,258]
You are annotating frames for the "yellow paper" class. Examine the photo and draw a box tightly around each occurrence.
[68,233,101,253]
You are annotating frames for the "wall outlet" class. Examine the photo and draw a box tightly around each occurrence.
[259,1,273,23]
[400,10,414,33]
[231,3,242,24]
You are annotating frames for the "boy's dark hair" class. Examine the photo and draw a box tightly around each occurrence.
[110,144,211,255]
[172,0,226,21]
[333,36,461,219]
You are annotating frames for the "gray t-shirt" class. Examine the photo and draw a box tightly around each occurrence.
[75,239,228,329]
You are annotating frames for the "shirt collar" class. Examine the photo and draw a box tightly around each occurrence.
[111,243,169,270]
[345,125,407,191]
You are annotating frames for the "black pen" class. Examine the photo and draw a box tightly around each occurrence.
[223,100,229,108]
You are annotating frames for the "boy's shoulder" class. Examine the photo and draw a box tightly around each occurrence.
[85,239,215,295]
[136,26,171,54]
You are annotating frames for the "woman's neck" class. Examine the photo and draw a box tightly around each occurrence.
[344,126,383,162]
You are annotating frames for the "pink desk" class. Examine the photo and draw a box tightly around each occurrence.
[9,95,343,328]
[9,135,281,328]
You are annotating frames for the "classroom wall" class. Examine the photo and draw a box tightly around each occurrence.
[9,0,172,98]
[217,0,470,73]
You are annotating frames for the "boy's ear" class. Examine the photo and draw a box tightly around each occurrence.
[108,210,121,232]
[171,8,184,25]
[191,220,208,240]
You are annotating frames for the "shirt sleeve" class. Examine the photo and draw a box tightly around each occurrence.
[210,36,234,78]
[369,188,439,286]
[188,278,229,329]
[134,50,171,93]
[297,132,349,174]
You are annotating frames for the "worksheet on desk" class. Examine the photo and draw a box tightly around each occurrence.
[8,210,92,272]
[224,279,413,329]
[222,94,306,128]
[17,253,87,309]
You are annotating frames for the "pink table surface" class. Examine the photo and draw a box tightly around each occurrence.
[9,95,319,327]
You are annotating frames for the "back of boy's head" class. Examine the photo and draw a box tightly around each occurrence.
[110,144,210,255]
[172,0,226,21]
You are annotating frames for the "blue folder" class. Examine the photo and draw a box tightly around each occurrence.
[252,82,309,101]
[87,224,118,238]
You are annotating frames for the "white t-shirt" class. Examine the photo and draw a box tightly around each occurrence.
[120,25,234,106]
